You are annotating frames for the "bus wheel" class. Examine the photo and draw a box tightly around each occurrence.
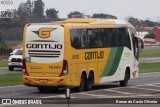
[120,70,130,87]
[87,73,94,91]
[48,87,59,93]
[38,86,46,93]
[78,74,86,92]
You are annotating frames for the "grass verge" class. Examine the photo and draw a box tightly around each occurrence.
[0,73,22,86]
[140,50,160,58]
[0,59,8,67]
[139,62,160,73]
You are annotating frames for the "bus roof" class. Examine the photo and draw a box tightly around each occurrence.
[63,18,135,29]
[29,18,134,29]
[64,18,97,23]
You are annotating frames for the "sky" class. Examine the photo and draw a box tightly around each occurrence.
[13,0,160,22]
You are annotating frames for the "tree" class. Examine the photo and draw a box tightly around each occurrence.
[46,8,59,18]
[144,20,155,27]
[32,0,45,18]
[92,13,117,19]
[17,0,33,19]
[144,31,155,39]
[128,16,141,28]
[68,11,83,18]
[128,16,160,29]
[0,32,10,55]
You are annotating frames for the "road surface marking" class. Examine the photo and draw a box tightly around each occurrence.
[105,82,160,90]
[128,86,160,92]
[41,95,65,98]
[40,82,160,99]
[79,93,107,98]
[104,89,132,95]
[146,84,160,88]
[0,85,24,89]
[135,82,160,86]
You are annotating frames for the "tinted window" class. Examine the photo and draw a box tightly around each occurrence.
[129,28,139,59]
[14,50,22,55]
[70,29,81,49]
[70,28,131,49]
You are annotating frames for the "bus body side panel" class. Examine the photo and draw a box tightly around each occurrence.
[99,47,138,84]
[63,26,79,86]
[68,47,111,86]
[66,27,138,85]
[99,47,124,83]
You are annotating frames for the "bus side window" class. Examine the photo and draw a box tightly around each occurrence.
[126,31,131,50]
[103,29,108,47]
[112,28,121,47]
[81,29,88,48]
[132,36,139,59]
[95,29,103,48]
[88,29,95,48]
[70,29,81,49]
[129,28,139,59]
[106,28,113,47]
[123,28,131,50]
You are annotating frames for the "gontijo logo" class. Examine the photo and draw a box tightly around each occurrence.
[33,28,57,38]
[27,27,62,58]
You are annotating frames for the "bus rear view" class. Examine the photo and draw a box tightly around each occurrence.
[23,24,67,92]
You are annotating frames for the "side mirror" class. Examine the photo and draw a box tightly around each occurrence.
[140,40,144,49]
[134,35,144,49]
[10,53,13,56]
[138,39,144,49]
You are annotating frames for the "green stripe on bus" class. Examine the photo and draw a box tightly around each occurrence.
[101,48,117,76]
[102,47,124,77]
[107,47,124,76]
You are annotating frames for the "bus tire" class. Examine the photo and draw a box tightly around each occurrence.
[48,87,59,93]
[38,86,46,93]
[78,73,86,92]
[120,69,130,87]
[87,72,94,91]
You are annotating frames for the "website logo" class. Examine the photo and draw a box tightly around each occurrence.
[0,0,14,18]
[0,9,14,18]
[2,99,11,104]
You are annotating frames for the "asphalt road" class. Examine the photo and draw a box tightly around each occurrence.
[0,55,160,107]
[143,45,160,50]
[0,72,160,107]
[0,67,21,75]
[139,57,160,63]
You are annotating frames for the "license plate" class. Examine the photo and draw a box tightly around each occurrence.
[40,79,48,83]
